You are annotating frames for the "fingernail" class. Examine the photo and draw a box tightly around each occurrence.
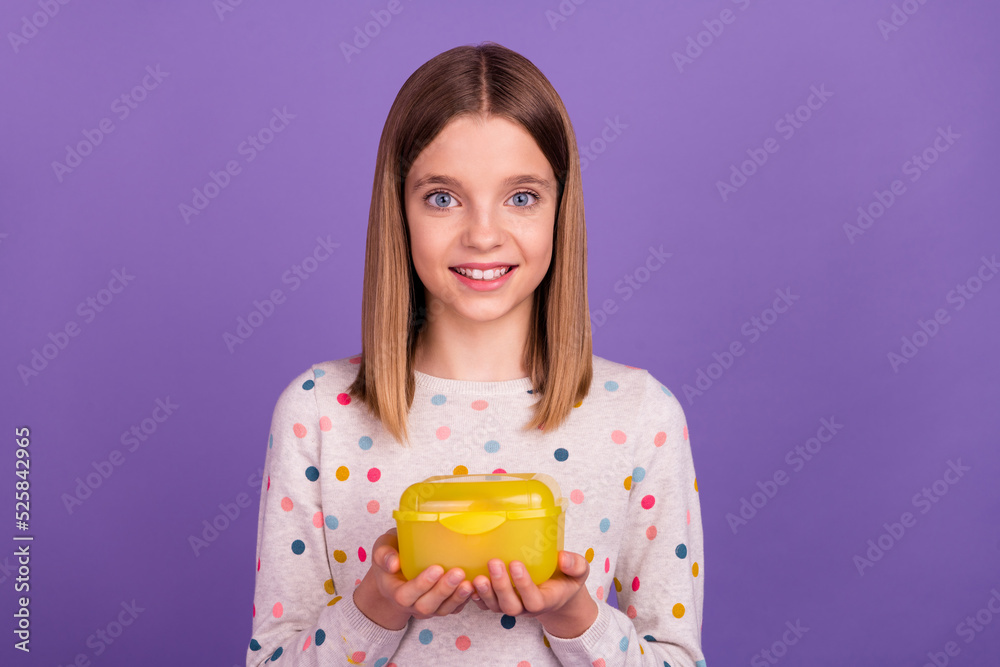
[384,555,393,570]
[458,586,471,597]
[427,567,443,582]
[448,570,463,585]
[488,561,502,576]
[561,553,571,568]
[510,562,524,578]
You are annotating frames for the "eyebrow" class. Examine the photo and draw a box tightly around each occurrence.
[409,173,554,194]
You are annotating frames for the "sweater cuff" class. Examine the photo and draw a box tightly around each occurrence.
[330,590,409,646]
[543,598,612,659]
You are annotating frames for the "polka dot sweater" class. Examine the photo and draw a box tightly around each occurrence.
[247,353,706,666]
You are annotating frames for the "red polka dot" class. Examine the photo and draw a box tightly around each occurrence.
[611,430,626,444]
[570,489,584,504]
[273,602,283,618]
[319,416,332,431]
[351,651,366,663]
[492,468,506,474]
[517,662,531,667]
[337,393,351,405]
[293,423,307,438]
[471,400,488,411]
[632,576,640,591]
[367,468,381,482]
[367,500,380,514]
[266,476,270,491]
[593,660,606,667]
[654,431,666,446]
[604,557,610,573]
[646,526,657,540]
[349,356,361,364]
[641,495,655,509]
[281,497,293,511]
[257,558,261,571]
[626,604,637,619]
[456,635,471,651]
[436,426,451,440]
[313,511,323,528]
[303,635,311,650]
[359,547,367,562]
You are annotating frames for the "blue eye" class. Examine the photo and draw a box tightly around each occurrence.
[423,189,542,211]
[429,192,456,208]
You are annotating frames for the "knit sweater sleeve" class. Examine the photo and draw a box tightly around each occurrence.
[246,366,407,666]
[543,370,707,666]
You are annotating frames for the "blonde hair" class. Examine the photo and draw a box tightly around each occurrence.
[347,41,592,446]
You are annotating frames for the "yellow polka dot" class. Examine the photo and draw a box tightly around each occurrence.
[692,562,699,577]
[694,478,698,492]
[624,476,632,491]
[573,400,583,408]
[333,550,347,563]
[327,595,342,606]
[640,644,645,655]
[336,466,350,481]
[585,548,594,562]
[672,603,685,618]
[543,635,550,647]
[613,577,622,592]
[453,465,468,475]
[324,579,335,594]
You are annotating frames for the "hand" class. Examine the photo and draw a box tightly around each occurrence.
[353,527,475,630]
[469,551,597,636]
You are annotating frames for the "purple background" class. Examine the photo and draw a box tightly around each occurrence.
[3,0,999,664]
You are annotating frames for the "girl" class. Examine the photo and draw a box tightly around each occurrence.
[247,42,706,666]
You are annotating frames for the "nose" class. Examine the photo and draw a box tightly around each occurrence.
[462,206,505,250]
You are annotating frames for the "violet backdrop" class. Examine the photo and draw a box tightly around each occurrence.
[2,0,999,665]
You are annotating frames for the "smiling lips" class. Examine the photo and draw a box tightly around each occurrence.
[451,265,513,281]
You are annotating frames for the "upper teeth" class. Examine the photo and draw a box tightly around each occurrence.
[455,266,510,280]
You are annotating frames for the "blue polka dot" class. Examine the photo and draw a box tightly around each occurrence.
[374,659,388,667]
[605,380,619,391]
[661,385,673,397]
[632,466,646,483]
[305,466,319,481]
[315,629,326,646]
[599,518,611,533]
[249,639,261,651]
[695,661,706,667]
[302,379,315,390]
[643,634,656,642]
[675,543,687,559]
[526,389,534,394]
[268,433,273,449]
[271,646,284,660]
[500,614,516,629]
[313,369,325,378]
[418,629,434,644]
[619,636,629,652]
[359,436,373,451]
[554,448,569,462]
[325,515,339,530]
[484,440,500,453]
[431,394,447,406]
[291,540,305,555]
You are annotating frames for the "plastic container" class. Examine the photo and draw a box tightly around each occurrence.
[392,472,566,584]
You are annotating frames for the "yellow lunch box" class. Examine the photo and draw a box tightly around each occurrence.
[392,472,566,585]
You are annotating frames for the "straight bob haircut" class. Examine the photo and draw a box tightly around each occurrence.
[347,41,593,447]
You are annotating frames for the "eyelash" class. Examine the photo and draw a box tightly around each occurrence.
[423,189,542,212]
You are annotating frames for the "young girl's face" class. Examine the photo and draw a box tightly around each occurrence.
[403,114,558,332]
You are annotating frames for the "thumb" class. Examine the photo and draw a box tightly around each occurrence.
[560,551,588,577]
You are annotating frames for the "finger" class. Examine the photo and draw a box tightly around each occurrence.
[560,551,589,580]
[436,581,474,616]
[508,560,545,612]
[414,567,466,616]
[394,565,444,608]
[488,559,523,616]
[472,575,498,612]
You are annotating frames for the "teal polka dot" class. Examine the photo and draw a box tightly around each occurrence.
[302,379,315,390]
[418,629,434,644]
[619,636,629,652]
[500,614,516,629]
[632,466,646,483]
[643,634,656,642]
[600,518,611,533]
[554,448,569,462]
[660,384,672,397]
[271,646,284,660]
[695,661,706,667]
[484,440,500,453]
[325,515,339,529]
[359,436,373,451]
[292,540,305,555]
[313,369,326,378]
[268,434,273,449]
[605,380,619,391]
[374,659,388,667]
[431,394,447,406]
[305,466,319,481]
[675,543,687,559]
[249,639,261,651]
[315,629,326,646]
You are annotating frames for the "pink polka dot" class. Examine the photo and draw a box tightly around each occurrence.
[257,558,260,571]
[281,497,293,511]
[604,557,610,573]
[303,635,311,650]
[367,468,381,482]
[359,546,367,562]
[596,585,604,600]
[646,525,657,540]
[367,500,380,514]
[492,468,506,474]
[337,393,351,405]
[471,400,488,411]
[654,431,666,446]
[456,635,471,651]
[436,425,451,440]
[517,662,531,667]
[570,489,584,504]
[319,416,332,431]
[266,476,270,491]
[641,495,655,509]
[683,425,688,440]
[632,576,640,591]
[351,651,366,663]
[253,603,255,617]
[355,578,361,586]
[593,659,606,667]
[349,356,361,364]
[293,423,307,438]
[626,605,637,619]
[313,511,323,528]
[687,509,691,525]
[611,429,626,444]
[272,602,283,618]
